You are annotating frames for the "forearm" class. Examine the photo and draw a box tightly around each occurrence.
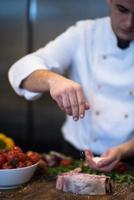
[20,69,61,93]
[118,140,134,160]
[21,69,89,120]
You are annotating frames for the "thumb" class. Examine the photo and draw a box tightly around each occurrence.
[84,149,93,158]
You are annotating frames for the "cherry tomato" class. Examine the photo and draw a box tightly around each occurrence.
[2,162,13,169]
[6,150,19,162]
[27,152,41,164]
[60,159,71,166]
[17,152,27,162]
[13,146,23,153]
[0,153,7,168]
[17,161,25,168]
[25,160,33,166]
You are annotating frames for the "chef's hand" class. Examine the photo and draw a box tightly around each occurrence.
[49,73,89,121]
[95,147,122,172]
[85,147,122,172]
[21,70,89,120]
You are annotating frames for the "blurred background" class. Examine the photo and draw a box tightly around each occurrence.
[0,0,108,152]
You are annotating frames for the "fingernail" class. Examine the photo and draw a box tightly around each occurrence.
[73,117,78,121]
[80,114,84,118]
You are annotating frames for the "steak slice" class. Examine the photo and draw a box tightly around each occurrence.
[56,172,112,195]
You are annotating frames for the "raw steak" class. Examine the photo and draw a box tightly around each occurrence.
[56,170,112,195]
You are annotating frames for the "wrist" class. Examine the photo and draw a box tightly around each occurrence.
[116,147,124,161]
[33,70,60,92]
[46,71,60,89]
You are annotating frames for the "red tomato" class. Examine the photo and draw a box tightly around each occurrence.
[6,150,19,162]
[2,162,13,169]
[25,160,33,167]
[0,153,7,168]
[17,161,25,168]
[17,152,27,162]
[13,146,23,153]
[27,152,41,164]
[60,159,71,166]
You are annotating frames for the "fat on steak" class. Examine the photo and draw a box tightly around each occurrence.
[56,170,112,195]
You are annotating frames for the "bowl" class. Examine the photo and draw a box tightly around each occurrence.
[0,162,39,189]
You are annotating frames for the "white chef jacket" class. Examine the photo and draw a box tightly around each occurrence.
[8,17,134,155]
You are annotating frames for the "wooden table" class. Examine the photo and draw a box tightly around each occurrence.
[0,170,134,200]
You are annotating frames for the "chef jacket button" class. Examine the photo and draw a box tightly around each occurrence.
[102,55,107,60]
[93,138,97,142]
[97,84,101,89]
[129,90,133,96]
[124,114,129,119]
[95,111,100,116]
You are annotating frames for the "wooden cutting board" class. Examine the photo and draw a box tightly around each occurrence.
[0,172,134,200]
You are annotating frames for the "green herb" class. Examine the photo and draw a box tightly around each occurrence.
[45,160,134,183]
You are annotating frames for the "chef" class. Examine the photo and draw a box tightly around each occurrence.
[8,0,134,171]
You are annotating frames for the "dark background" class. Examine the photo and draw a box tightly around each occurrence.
[0,0,108,152]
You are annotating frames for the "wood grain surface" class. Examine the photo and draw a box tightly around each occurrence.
[0,171,134,200]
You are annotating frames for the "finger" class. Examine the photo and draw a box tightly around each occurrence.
[97,157,115,168]
[62,93,72,116]
[85,150,98,169]
[86,158,99,170]
[76,88,87,118]
[68,90,79,121]
[85,102,90,110]
[85,149,94,158]
[98,160,118,172]
[55,96,65,112]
